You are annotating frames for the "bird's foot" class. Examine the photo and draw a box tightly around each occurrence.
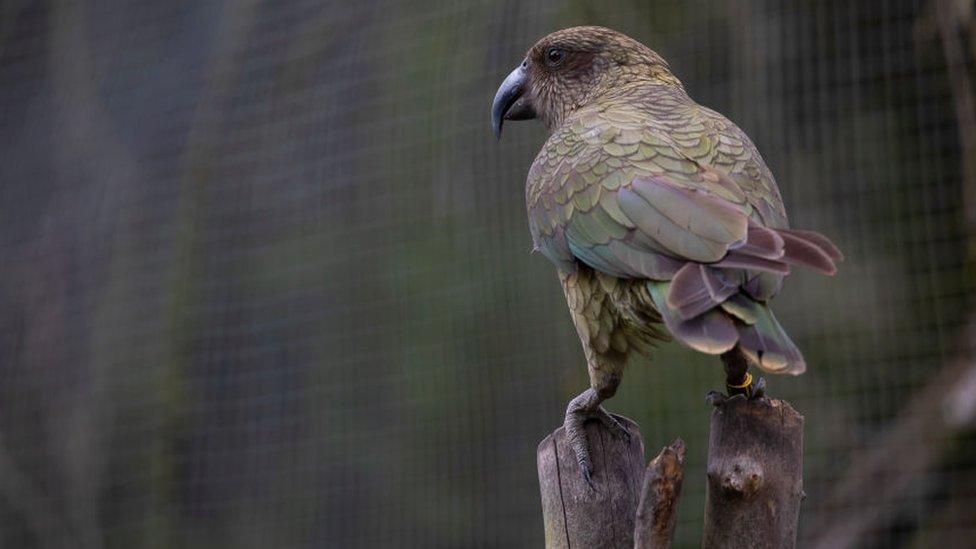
[707,373,766,407]
[593,407,631,441]
[564,409,595,486]
[564,388,628,486]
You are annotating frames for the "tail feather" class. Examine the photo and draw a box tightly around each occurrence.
[649,281,738,354]
[667,264,737,320]
[742,271,783,301]
[724,295,806,375]
[777,230,837,275]
[713,252,789,274]
[651,282,806,375]
[712,221,841,277]
[778,228,843,261]
[714,220,790,274]
[733,224,785,259]
[701,265,738,301]
[647,223,836,375]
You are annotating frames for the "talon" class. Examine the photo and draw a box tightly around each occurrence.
[727,373,766,400]
[617,424,632,443]
[721,348,768,401]
[564,387,619,486]
[726,370,767,400]
[580,459,594,487]
[706,390,727,406]
[598,410,629,441]
[750,376,767,399]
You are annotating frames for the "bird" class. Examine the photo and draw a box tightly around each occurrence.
[491,26,841,483]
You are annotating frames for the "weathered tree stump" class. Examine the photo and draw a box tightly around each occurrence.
[537,415,646,548]
[702,397,804,549]
[538,398,803,548]
[537,416,686,548]
[634,439,686,549]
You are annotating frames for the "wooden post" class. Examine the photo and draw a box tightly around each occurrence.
[702,397,804,549]
[537,417,686,548]
[537,415,645,548]
[634,439,686,549]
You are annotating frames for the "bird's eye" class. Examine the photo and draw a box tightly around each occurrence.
[546,47,566,66]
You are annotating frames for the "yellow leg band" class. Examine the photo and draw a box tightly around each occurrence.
[727,371,753,390]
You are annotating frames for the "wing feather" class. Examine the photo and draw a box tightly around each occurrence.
[525,99,838,302]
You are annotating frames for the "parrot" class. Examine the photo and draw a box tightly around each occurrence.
[491,26,841,483]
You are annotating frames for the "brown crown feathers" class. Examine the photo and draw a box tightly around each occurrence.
[522,26,681,129]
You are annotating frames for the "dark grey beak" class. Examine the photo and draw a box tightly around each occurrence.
[491,62,537,139]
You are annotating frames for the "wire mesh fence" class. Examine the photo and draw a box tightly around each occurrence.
[0,0,973,547]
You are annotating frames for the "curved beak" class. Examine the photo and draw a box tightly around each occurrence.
[491,62,537,139]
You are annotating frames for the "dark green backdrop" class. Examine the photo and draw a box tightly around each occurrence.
[1,1,973,547]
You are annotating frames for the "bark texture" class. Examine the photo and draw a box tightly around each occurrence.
[702,397,804,549]
[634,438,686,549]
[537,415,645,548]
[538,418,688,549]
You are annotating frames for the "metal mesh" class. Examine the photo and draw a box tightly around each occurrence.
[0,1,973,547]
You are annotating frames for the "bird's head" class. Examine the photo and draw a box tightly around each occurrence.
[491,26,680,138]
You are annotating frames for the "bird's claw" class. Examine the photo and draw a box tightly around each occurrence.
[751,376,767,399]
[565,405,594,488]
[595,409,630,442]
[563,386,631,488]
[709,374,767,406]
[571,410,629,486]
[706,390,728,406]
[579,458,595,488]
[707,391,747,407]
[565,390,629,489]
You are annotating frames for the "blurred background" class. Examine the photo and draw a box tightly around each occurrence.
[1,0,974,547]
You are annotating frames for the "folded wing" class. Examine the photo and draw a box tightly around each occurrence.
[526,114,840,373]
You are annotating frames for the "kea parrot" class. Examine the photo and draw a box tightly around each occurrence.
[491,26,841,483]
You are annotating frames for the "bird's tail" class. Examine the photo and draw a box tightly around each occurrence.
[647,226,841,375]
[648,281,805,374]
